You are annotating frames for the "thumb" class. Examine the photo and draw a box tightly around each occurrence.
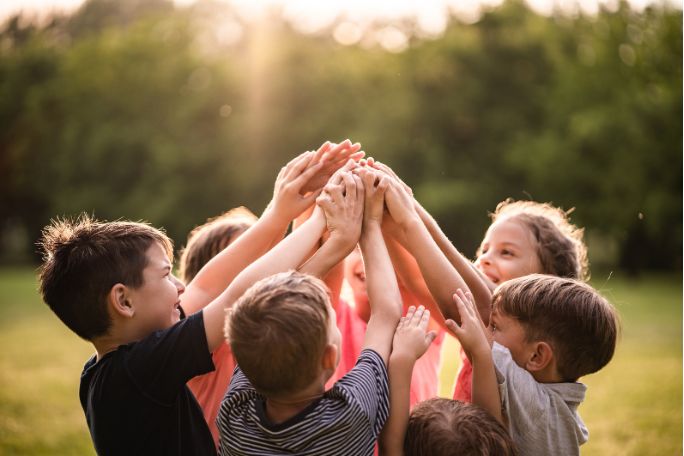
[445,319,460,337]
[425,330,438,345]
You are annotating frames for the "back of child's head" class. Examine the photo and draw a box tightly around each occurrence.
[179,207,257,283]
[226,271,332,397]
[493,274,619,381]
[404,398,517,456]
[38,214,173,341]
[490,199,589,281]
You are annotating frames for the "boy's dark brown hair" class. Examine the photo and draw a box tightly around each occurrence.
[179,207,257,283]
[488,199,589,281]
[493,274,619,382]
[38,214,173,341]
[404,398,517,456]
[226,271,331,397]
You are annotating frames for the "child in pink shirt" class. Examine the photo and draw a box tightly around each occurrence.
[180,207,257,446]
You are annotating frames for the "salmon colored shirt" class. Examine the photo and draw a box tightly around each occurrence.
[327,299,444,408]
[187,343,236,448]
[452,348,473,403]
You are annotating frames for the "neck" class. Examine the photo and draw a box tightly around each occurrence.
[531,364,563,383]
[264,380,326,425]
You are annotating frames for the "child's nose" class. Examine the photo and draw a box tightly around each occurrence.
[171,274,186,295]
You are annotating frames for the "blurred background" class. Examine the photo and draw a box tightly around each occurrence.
[0,0,680,454]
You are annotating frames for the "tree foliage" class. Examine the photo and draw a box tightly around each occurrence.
[0,0,680,271]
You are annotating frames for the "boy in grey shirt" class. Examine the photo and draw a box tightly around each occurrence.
[447,275,619,456]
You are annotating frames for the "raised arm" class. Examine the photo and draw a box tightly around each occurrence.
[357,169,403,364]
[370,159,492,324]
[299,171,364,279]
[413,201,493,324]
[182,142,362,315]
[383,178,470,325]
[445,290,502,424]
[201,206,328,351]
[379,306,437,456]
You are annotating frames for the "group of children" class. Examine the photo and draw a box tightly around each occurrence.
[38,139,619,455]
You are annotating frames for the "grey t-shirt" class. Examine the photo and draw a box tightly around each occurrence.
[492,342,588,456]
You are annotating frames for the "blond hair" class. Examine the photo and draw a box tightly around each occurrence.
[486,199,589,281]
[179,207,257,283]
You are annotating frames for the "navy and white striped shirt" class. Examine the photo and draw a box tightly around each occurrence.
[217,349,389,456]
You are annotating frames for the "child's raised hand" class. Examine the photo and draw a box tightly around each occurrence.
[301,140,365,194]
[316,170,364,246]
[366,158,413,197]
[392,306,437,362]
[384,177,419,229]
[357,167,389,228]
[270,151,327,224]
[445,289,492,360]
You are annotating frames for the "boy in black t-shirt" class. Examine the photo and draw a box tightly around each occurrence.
[37,143,362,455]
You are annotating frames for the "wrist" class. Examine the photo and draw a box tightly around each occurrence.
[389,349,419,367]
[262,204,292,230]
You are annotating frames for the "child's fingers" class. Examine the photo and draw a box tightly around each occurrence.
[452,292,471,324]
[316,193,334,213]
[425,330,438,345]
[284,151,315,181]
[403,306,417,325]
[341,172,356,202]
[418,308,431,331]
[455,289,476,320]
[444,318,461,337]
[288,159,325,191]
[301,188,324,207]
[407,305,425,326]
[312,141,332,164]
[351,174,364,203]
[376,175,390,194]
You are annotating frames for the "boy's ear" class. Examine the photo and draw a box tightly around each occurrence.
[525,341,554,372]
[321,343,338,373]
[108,283,135,319]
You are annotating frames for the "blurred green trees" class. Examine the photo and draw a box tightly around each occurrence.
[0,0,680,271]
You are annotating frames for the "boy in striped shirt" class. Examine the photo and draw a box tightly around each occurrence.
[217,167,401,455]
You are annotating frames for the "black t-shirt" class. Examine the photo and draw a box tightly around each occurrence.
[80,311,216,456]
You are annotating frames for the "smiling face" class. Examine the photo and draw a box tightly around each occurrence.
[488,307,534,369]
[128,242,185,335]
[475,217,543,285]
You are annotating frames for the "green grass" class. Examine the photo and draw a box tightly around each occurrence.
[0,268,681,455]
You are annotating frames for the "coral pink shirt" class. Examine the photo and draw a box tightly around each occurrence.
[187,342,236,448]
[452,347,473,403]
[326,299,444,407]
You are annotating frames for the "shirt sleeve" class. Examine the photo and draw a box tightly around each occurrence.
[334,349,390,437]
[123,311,215,404]
[492,342,549,430]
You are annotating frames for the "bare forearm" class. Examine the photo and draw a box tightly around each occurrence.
[379,354,413,456]
[401,218,469,324]
[182,209,288,314]
[361,224,402,322]
[299,235,354,279]
[383,234,446,328]
[471,349,503,424]
[415,203,492,324]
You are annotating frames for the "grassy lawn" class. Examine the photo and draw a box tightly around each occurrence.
[0,267,681,455]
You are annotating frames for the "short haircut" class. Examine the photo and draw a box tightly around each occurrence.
[404,398,517,456]
[226,271,331,397]
[38,214,173,341]
[179,207,257,283]
[487,199,589,281]
[493,274,619,381]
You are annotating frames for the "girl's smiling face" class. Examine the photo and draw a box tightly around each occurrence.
[475,217,543,285]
